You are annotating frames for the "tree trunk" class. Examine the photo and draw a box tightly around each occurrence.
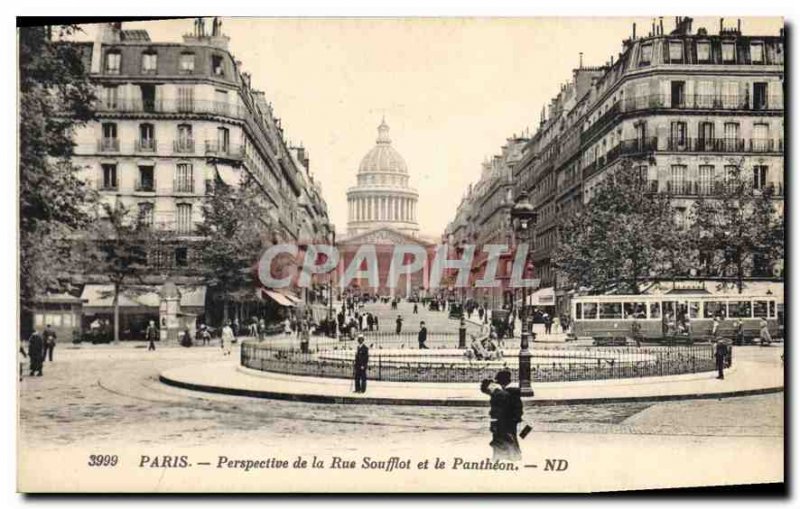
[113,284,120,344]
[222,296,229,324]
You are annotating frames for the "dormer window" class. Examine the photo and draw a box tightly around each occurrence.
[212,55,224,76]
[722,41,736,63]
[750,42,764,64]
[697,40,711,62]
[639,43,652,66]
[105,51,121,74]
[668,41,683,63]
[179,53,195,73]
[141,52,157,74]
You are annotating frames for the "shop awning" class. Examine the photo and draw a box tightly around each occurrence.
[527,286,555,307]
[261,289,296,307]
[215,164,240,187]
[81,284,206,311]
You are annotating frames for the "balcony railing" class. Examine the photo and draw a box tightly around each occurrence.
[665,137,781,153]
[173,139,196,154]
[621,94,782,113]
[173,179,195,193]
[95,99,251,119]
[135,138,157,152]
[97,138,119,152]
[134,180,156,193]
[204,140,244,160]
[97,181,118,192]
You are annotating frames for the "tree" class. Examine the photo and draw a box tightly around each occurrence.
[195,176,272,323]
[19,25,96,308]
[80,202,154,343]
[553,159,685,295]
[688,161,784,293]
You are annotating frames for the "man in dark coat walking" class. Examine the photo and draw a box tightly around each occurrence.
[714,339,728,380]
[353,335,369,393]
[480,370,523,461]
[145,320,159,351]
[418,321,428,349]
[395,315,403,334]
[43,324,57,362]
[28,329,45,376]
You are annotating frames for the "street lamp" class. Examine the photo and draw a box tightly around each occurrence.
[510,190,537,397]
[327,229,336,337]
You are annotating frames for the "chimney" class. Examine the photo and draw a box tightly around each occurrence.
[659,17,664,35]
[579,52,583,69]
[738,19,741,33]
[720,18,724,33]
[632,22,636,39]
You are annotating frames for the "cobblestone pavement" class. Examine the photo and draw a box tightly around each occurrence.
[18,342,783,453]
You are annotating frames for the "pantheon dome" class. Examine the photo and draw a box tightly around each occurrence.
[346,119,419,237]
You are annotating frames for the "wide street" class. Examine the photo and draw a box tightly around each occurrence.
[19,302,783,454]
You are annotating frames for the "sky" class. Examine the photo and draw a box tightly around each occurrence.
[72,16,783,239]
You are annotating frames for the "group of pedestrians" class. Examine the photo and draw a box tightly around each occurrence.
[20,324,57,379]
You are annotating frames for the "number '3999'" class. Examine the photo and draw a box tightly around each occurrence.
[88,454,118,467]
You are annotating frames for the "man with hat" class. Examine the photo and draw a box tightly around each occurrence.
[480,368,523,461]
[353,334,369,393]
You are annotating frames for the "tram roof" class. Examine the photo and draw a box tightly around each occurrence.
[573,293,782,302]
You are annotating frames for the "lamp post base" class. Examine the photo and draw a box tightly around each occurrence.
[518,328,535,397]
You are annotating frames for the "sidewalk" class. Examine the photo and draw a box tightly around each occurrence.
[160,345,784,406]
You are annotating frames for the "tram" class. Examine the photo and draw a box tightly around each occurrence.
[572,293,783,344]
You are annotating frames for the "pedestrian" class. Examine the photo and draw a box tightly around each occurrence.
[199,324,211,346]
[478,307,485,322]
[418,321,428,349]
[480,371,523,461]
[27,329,45,376]
[543,313,552,335]
[232,319,240,343]
[734,318,744,346]
[395,315,403,335]
[413,302,418,314]
[714,339,727,380]
[19,342,27,381]
[711,316,720,340]
[353,334,369,393]
[459,317,467,349]
[145,319,158,351]
[220,321,234,356]
[258,318,266,341]
[759,317,772,346]
[43,324,57,362]
[180,327,193,347]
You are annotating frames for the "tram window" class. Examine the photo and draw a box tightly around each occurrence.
[753,301,768,318]
[704,301,726,319]
[688,301,700,319]
[729,301,752,318]
[575,303,582,319]
[624,302,647,319]
[769,301,776,318]
[583,303,598,320]
[600,302,622,319]
[662,301,676,319]
[649,302,661,319]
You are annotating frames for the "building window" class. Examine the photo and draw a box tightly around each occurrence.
[100,123,118,151]
[138,123,155,151]
[753,82,768,110]
[105,51,121,74]
[102,85,119,110]
[179,53,195,73]
[138,202,154,227]
[723,122,740,151]
[176,205,192,234]
[670,81,685,108]
[699,165,714,195]
[175,246,189,266]
[217,127,230,153]
[639,43,652,66]
[177,86,194,112]
[137,165,155,192]
[670,165,688,194]
[698,121,714,150]
[141,52,157,73]
[214,89,229,114]
[722,41,735,63]
[751,42,764,64]
[752,123,770,152]
[101,163,117,190]
[212,54,224,76]
[175,163,194,193]
[176,124,194,153]
[140,84,157,112]
[668,41,683,63]
[697,40,711,62]
[669,121,687,150]
[753,165,768,191]
[696,81,714,108]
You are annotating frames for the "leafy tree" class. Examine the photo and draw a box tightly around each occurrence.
[195,176,272,323]
[688,161,784,293]
[553,160,685,294]
[80,202,154,343]
[19,25,96,308]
